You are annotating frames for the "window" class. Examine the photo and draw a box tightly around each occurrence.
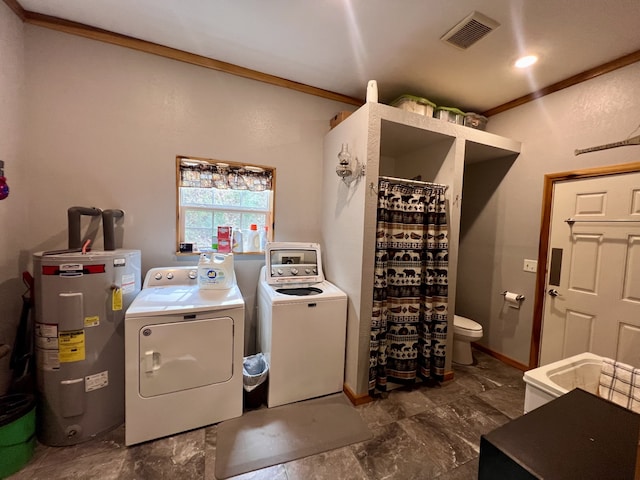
[177,156,275,253]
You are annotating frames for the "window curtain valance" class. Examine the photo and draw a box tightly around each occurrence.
[179,158,273,191]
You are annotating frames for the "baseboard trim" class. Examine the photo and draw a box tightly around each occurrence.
[472,343,529,371]
[343,383,373,406]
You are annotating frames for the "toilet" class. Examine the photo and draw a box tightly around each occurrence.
[452,314,483,365]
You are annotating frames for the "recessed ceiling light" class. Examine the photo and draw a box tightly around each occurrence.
[515,55,538,68]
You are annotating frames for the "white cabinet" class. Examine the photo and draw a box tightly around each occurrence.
[321,103,521,398]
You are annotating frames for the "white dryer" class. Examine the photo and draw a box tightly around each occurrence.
[124,266,244,446]
[257,242,347,408]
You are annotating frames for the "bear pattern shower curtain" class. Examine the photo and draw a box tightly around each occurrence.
[369,179,448,393]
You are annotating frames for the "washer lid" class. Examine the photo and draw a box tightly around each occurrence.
[264,242,324,286]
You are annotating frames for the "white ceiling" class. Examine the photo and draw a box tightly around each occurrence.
[17,0,640,113]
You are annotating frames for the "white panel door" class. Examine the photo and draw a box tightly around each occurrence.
[540,172,640,367]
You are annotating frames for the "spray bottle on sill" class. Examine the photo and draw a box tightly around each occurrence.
[259,226,269,251]
[232,228,243,253]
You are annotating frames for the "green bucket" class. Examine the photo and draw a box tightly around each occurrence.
[0,394,36,479]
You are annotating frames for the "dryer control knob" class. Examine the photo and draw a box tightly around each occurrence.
[277,268,283,275]
[154,273,162,281]
[166,273,174,280]
[305,268,312,274]
[188,270,197,279]
[290,268,298,275]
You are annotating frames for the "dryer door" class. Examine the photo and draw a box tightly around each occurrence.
[139,316,233,398]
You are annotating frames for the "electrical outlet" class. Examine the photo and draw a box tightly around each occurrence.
[524,259,537,273]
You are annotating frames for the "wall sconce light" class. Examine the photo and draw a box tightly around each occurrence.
[335,144,364,185]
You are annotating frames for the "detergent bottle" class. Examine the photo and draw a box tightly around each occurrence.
[197,253,236,289]
[244,224,260,252]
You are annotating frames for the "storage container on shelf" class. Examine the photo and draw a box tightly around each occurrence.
[390,95,436,117]
[434,106,465,125]
[464,112,488,131]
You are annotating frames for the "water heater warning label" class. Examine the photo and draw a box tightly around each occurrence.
[112,288,123,311]
[121,274,136,294]
[35,323,58,349]
[85,370,109,392]
[36,347,60,371]
[58,330,86,363]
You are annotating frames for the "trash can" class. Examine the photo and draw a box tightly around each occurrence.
[0,394,36,478]
[243,353,269,410]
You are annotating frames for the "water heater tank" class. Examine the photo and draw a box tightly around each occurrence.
[33,249,141,446]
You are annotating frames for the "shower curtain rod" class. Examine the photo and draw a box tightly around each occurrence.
[378,175,448,189]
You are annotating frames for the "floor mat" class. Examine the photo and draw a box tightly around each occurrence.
[214,393,372,479]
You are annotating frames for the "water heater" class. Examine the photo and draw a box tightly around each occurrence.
[33,207,141,445]
[33,250,141,446]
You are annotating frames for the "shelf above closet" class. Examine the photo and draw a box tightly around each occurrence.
[465,138,521,164]
[380,120,454,158]
[375,103,521,164]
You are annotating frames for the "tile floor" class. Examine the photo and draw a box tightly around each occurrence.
[9,350,526,480]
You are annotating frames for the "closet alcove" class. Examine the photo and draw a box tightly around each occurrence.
[321,102,521,401]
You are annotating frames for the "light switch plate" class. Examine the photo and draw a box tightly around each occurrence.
[524,259,537,273]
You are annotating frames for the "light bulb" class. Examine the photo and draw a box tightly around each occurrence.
[515,55,538,69]
[338,144,351,166]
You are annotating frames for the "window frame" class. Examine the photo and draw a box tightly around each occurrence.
[176,155,276,255]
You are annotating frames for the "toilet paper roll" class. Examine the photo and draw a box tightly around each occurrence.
[504,291,521,308]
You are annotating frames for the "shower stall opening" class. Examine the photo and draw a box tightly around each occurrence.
[369,177,449,393]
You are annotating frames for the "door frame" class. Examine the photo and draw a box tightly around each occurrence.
[529,161,640,369]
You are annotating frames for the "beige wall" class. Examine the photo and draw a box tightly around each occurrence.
[457,61,640,366]
[0,3,27,394]
[0,23,355,392]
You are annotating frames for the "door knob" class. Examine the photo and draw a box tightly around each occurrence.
[548,289,561,297]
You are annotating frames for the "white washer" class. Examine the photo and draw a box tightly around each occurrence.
[124,266,244,446]
[257,242,347,408]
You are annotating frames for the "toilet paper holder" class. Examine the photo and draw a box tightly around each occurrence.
[501,291,525,301]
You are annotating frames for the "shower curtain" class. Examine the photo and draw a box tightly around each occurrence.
[369,179,449,393]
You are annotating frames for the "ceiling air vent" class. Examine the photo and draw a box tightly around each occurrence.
[441,11,500,50]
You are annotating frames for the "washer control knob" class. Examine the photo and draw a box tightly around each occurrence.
[188,270,197,280]
[290,268,299,275]
[154,273,162,281]
[305,268,311,274]
[277,268,283,275]
[166,272,174,280]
